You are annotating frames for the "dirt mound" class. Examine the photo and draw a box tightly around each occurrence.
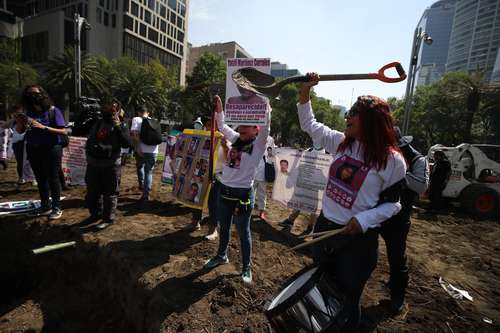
[1,161,499,332]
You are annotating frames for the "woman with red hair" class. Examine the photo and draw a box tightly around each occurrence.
[297,73,406,330]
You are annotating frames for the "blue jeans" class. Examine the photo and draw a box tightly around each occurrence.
[136,153,156,197]
[216,184,254,270]
[312,213,378,331]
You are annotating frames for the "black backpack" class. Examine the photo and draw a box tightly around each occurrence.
[139,117,162,145]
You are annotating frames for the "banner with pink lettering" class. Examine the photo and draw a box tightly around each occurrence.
[225,58,270,126]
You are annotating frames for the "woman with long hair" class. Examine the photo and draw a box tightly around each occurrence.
[21,85,67,219]
[297,74,406,330]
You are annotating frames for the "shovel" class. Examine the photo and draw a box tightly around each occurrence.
[232,62,407,99]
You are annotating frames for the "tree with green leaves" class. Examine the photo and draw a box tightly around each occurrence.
[0,38,38,115]
[42,47,106,106]
[270,83,344,147]
[390,71,500,151]
[172,52,226,127]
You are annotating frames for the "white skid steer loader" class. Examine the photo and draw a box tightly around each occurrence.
[428,144,500,218]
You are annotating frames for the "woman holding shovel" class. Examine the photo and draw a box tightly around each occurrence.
[297,73,406,330]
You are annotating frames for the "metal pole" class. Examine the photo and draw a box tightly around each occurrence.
[402,27,419,135]
[74,13,82,106]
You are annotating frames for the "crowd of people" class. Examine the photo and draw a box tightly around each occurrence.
[1,76,461,331]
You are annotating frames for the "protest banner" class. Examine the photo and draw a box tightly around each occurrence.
[171,129,222,210]
[161,134,177,184]
[225,58,271,126]
[61,137,87,185]
[272,148,332,214]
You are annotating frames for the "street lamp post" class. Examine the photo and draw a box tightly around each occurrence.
[402,27,432,135]
[74,13,90,113]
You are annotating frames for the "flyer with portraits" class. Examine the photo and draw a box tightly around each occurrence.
[225,58,271,126]
[171,129,222,210]
[271,148,333,214]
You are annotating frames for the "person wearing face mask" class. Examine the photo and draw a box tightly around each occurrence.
[297,73,406,330]
[204,95,271,284]
[84,101,131,230]
[21,85,67,220]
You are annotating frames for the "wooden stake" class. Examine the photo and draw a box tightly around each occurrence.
[32,241,76,255]
[289,228,345,252]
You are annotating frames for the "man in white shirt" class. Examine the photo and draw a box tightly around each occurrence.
[131,106,160,201]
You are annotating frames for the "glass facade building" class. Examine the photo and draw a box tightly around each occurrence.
[6,0,188,83]
[446,0,500,82]
[415,0,456,87]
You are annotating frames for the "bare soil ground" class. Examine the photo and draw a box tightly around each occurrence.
[0,160,499,333]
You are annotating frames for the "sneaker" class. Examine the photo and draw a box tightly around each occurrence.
[242,267,252,284]
[17,178,26,185]
[48,208,63,220]
[204,255,229,269]
[29,206,51,217]
[204,229,218,241]
[32,180,38,186]
[278,218,293,228]
[96,221,113,230]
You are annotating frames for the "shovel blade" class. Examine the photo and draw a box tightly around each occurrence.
[232,67,283,98]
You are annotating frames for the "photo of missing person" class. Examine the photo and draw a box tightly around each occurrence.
[227,148,242,169]
[175,157,183,173]
[186,182,202,203]
[175,176,185,196]
[335,163,359,186]
[187,137,201,156]
[176,136,186,154]
[279,159,289,174]
[201,138,211,154]
[227,86,267,105]
[193,158,208,177]
[181,156,193,175]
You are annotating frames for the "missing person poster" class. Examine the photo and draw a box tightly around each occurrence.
[161,134,177,184]
[171,129,222,210]
[61,137,87,185]
[225,58,271,126]
[272,148,333,214]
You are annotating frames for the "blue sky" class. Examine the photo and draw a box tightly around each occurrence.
[188,0,437,107]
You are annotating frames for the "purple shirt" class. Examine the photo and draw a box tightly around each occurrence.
[25,107,66,146]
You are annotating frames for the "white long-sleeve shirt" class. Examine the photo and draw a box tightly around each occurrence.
[215,107,271,188]
[297,101,406,233]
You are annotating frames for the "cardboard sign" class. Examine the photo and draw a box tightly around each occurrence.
[225,58,271,126]
[61,137,87,185]
[272,148,332,213]
[171,129,222,209]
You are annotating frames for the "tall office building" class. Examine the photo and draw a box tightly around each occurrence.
[446,0,500,82]
[186,41,251,75]
[415,0,456,87]
[5,0,189,84]
[491,47,500,84]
